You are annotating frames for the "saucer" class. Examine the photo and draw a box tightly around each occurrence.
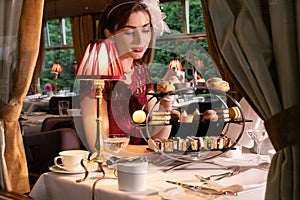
[49,163,99,174]
[27,112,47,116]
[49,166,86,174]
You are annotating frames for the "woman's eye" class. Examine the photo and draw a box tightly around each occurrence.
[142,29,151,34]
[124,31,134,36]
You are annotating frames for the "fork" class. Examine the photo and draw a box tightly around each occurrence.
[197,166,241,182]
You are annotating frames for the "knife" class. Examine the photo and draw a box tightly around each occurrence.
[166,180,238,196]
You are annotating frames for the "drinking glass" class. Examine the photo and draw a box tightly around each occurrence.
[246,129,268,164]
[104,134,130,155]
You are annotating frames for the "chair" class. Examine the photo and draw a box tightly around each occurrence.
[0,190,34,200]
[41,116,75,132]
[23,128,82,186]
[47,96,80,115]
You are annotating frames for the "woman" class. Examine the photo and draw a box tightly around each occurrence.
[79,0,171,151]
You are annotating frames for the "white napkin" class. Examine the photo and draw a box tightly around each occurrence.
[214,168,268,192]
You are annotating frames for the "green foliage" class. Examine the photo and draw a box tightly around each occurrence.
[40,49,75,93]
[151,0,219,82]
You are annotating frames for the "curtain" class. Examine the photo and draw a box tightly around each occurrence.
[71,15,96,65]
[201,0,300,199]
[0,0,44,193]
[29,27,45,94]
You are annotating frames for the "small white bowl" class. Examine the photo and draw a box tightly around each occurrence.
[268,149,276,161]
[67,109,81,116]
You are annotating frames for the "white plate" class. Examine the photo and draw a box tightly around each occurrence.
[159,187,224,200]
[49,163,98,174]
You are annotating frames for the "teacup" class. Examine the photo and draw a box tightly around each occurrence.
[117,161,148,192]
[54,150,89,171]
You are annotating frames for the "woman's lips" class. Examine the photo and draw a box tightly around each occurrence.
[132,47,144,53]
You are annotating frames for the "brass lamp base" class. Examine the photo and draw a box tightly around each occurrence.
[76,157,105,183]
[76,79,106,183]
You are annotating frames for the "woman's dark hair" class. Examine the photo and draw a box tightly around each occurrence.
[98,0,155,65]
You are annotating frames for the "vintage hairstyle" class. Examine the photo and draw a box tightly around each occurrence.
[98,0,155,65]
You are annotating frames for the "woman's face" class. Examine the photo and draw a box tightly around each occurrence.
[107,11,152,60]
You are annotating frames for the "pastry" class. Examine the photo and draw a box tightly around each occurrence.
[156,81,175,93]
[170,110,180,123]
[206,77,230,92]
[228,106,241,120]
[132,110,147,124]
[202,110,218,122]
[180,110,194,122]
[193,108,201,122]
[215,108,230,121]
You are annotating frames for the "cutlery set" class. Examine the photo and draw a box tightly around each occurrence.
[166,180,238,196]
[166,166,253,197]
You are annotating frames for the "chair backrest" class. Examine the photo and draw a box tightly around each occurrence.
[23,128,82,184]
[47,96,80,115]
[0,190,34,200]
[41,116,75,132]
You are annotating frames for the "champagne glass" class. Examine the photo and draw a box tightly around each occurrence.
[246,128,268,164]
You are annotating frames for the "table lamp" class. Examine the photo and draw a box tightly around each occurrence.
[51,62,63,93]
[168,58,184,71]
[75,39,124,180]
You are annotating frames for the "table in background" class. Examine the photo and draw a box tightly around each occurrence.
[23,96,50,113]
[29,146,270,200]
[20,114,59,135]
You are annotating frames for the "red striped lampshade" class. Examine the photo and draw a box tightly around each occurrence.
[76,39,124,80]
[51,62,63,73]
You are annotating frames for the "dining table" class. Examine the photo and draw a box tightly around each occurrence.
[23,94,50,114]
[20,113,59,135]
[29,145,270,200]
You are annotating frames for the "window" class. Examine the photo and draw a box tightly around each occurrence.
[41,18,76,93]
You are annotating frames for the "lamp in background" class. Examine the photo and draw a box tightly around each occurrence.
[166,58,185,83]
[168,58,184,71]
[51,62,63,94]
[76,39,124,179]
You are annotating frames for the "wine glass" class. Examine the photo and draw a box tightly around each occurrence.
[103,134,130,155]
[246,128,269,164]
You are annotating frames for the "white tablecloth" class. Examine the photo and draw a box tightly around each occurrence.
[29,150,269,200]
